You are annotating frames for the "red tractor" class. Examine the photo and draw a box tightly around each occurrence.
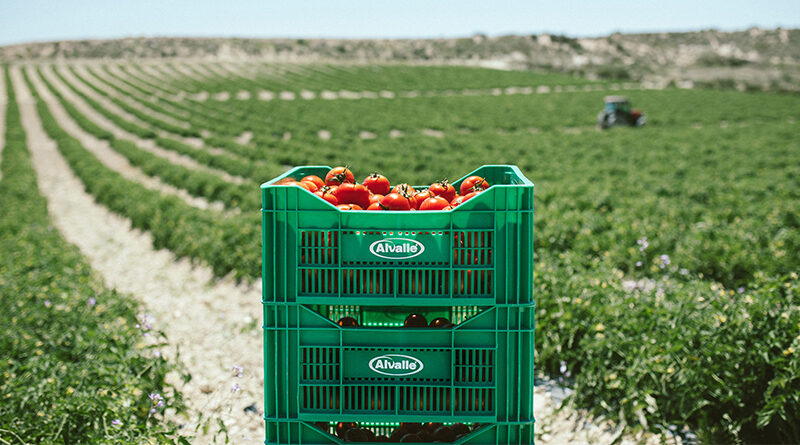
[598,96,646,129]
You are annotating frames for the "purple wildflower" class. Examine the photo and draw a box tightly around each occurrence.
[659,254,671,269]
[232,365,244,378]
[44,300,52,308]
[88,297,96,307]
[231,383,241,393]
[637,237,649,252]
[111,419,123,428]
[737,287,745,294]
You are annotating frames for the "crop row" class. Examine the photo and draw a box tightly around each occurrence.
[130,62,603,95]
[535,249,799,443]
[97,61,800,151]
[0,68,180,443]
[68,67,200,138]
[22,68,261,280]
[48,66,284,187]
[57,63,800,288]
[32,67,259,211]
[57,62,800,287]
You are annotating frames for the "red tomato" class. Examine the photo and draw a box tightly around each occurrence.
[334,183,371,209]
[459,176,490,195]
[419,196,451,210]
[380,192,412,211]
[428,180,456,202]
[300,180,319,192]
[288,181,314,191]
[325,167,355,186]
[367,202,384,211]
[276,177,296,185]
[411,190,433,209]
[363,173,391,195]
[336,203,362,211]
[452,191,480,207]
[369,194,384,204]
[391,183,416,196]
[302,175,325,189]
[314,188,338,205]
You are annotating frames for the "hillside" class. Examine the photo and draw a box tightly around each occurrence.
[2,28,799,91]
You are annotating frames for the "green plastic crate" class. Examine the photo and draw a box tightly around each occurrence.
[263,304,534,444]
[261,165,535,444]
[261,165,534,307]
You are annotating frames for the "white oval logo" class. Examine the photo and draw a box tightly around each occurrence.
[368,354,424,376]
[369,238,425,260]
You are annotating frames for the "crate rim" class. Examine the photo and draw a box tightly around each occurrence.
[260,165,534,214]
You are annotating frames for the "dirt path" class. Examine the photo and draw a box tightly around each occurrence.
[12,66,265,444]
[25,66,222,211]
[0,69,6,180]
[534,377,668,444]
[49,65,248,185]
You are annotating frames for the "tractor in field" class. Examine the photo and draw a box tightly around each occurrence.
[597,96,646,129]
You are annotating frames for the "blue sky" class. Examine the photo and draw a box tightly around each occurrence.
[1,0,798,46]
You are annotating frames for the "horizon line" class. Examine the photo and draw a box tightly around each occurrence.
[2,24,796,49]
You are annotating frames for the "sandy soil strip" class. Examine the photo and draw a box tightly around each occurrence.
[48,65,248,185]
[81,65,192,130]
[0,69,6,180]
[12,65,265,444]
[219,62,257,80]
[105,64,191,119]
[202,62,238,80]
[64,64,153,127]
[25,66,221,211]
[534,378,666,444]
[172,62,213,82]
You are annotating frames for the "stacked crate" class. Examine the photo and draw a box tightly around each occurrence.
[262,165,535,444]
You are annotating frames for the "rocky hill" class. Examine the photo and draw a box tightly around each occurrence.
[3,28,798,91]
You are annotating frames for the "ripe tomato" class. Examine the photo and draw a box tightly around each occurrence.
[337,316,358,327]
[380,192,412,211]
[334,183,371,209]
[419,196,451,210]
[403,313,428,327]
[411,190,432,209]
[325,167,355,186]
[459,176,490,195]
[300,180,319,192]
[289,181,314,191]
[428,180,456,202]
[391,183,416,196]
[276,177,296,185]
[367,202,384,211]
[451,191,480,207]
[336,203,363,210]
[369,194,384,205]
[302,175,325,189]
[314,188,338,205]
[363,172,391,195]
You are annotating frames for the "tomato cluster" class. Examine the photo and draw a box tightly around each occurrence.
[319,420,478,442]
[337,314,454,328]
[277,167,490,211]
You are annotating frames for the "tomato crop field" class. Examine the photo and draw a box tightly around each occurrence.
[1,60,798,444]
